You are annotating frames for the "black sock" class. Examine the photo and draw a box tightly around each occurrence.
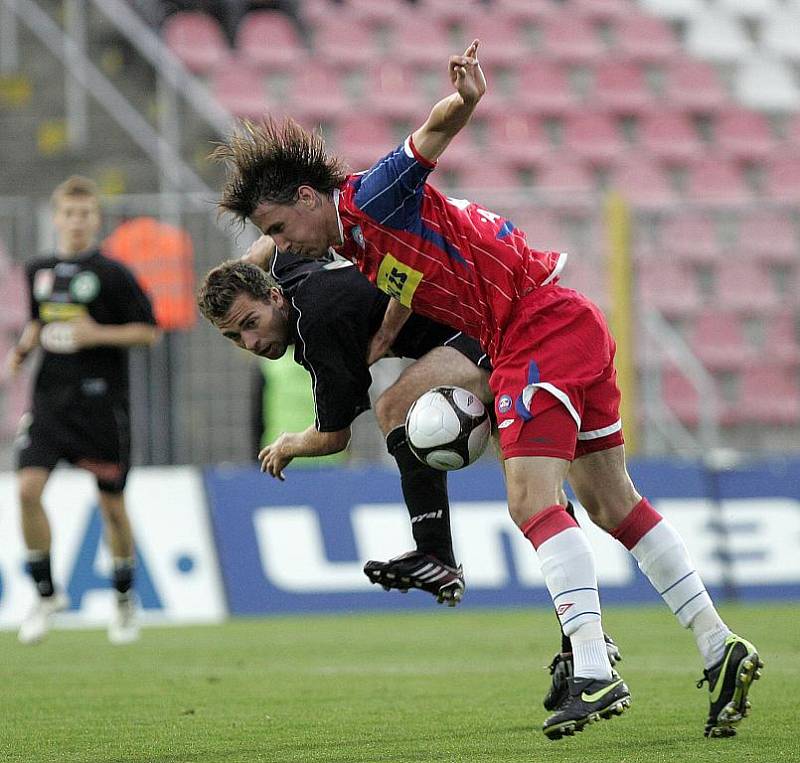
[26,551,54,597]
[559,501,578,653]
[112,558,135,596]
[387,426,456,567]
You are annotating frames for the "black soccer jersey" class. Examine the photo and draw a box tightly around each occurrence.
[273,251,489,433]
[26,249,156,404]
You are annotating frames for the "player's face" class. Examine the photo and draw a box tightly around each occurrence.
[217,291,290,359]
[53,196,101,255]
[251,187,338,258]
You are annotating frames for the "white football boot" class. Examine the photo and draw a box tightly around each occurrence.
[18,591,70,644]
[108,592,140,645]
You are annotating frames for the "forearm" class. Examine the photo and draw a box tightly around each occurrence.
[411,93,478,162]
[368,299,412,365]
[16,321,41,356]
[283,425,351,458]
[91,323,160,348]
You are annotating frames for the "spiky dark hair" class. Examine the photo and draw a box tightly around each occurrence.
[211,117,348,226]
[197,259,280,323]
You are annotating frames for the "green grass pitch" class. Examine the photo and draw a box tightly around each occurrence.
[1,602,797,762]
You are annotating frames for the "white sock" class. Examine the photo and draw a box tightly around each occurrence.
[690,606,732,669]
[536,527,611,680]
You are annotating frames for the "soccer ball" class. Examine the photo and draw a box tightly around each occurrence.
[405,386,491,471]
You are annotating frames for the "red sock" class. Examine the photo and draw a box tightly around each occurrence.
[611,498,662,550]
[521,505,579,550]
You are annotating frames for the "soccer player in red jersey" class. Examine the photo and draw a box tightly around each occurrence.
[211,41,762,740]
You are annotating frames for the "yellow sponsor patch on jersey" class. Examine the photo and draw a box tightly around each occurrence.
[39,302,87,322]
[376,254,423,308]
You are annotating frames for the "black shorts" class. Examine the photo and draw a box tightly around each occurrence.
[392,314,492,371]
[16,394,131,493]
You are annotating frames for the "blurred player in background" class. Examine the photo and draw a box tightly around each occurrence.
[211,41,763,740]
[5,176,159,645]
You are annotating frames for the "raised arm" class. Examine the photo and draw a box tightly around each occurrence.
[411,39,486,164]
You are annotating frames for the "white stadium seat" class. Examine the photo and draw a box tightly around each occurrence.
[686,10,753,62]
[716,0,782,21]
[639,0,706,20]
[736,56,800,111]
[761,9,800,63]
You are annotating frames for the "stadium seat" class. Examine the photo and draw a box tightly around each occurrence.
[517,211,571,252]
[714,108,777,162]
[513,61,579,117]
[663,60,729,114]
[737,211,798,265]
[735,56,800,111]
[589,60,655,115]
[284,64,350,123]
[562,111,627,165]
[0,263,28,331]
[162,11,229,74]
[762,152,800,203]
[786,112,800,148]
[493,0,556,25]
[557,257,609,311]
[364,64,428,120]
[236,10,307,71]
[485,113,549,168]
[637,260,703,317]
[761,8,800,63]
[540,15,606,64]
[660,211,721,263]
[716,0,782,22]
[392,19,453,69]
[715,261,782,314]
[733,366,800,425]
[460,20,531,67]
[333,115,397,171]
[535,153,596,199]
[685,9,753,63]
[338,0,411,27]
[638,111,705,163]
[765,311,800,365]
[611,13,680,63]
[211,59,270,119]
[689,310,755,370]
[414,0,486,26]
[639,0,705,20]
[610,156,677,208]
[684,156,752,205]
[455,161,521,194]
[312,16,380,70]
[662,368,702,426]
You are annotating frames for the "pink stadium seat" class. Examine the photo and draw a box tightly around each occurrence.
[163,11,229,74]
[365,64,428,120]
[333,115,397,171]
[567,0,635,21]
[312,16,380,70]
[737,211,797,264]
[662,368,702,426]
[415,0,486,26]
[590,60,655,115]
[763,153,800,203]
[610,156,677,208]
[660,211,721,263]
[612,13,680,63]
[211,59,270,119]
[664,61,729,114]
[540,15,606,64]
[535,153,596,198]
[339,0,411,27]
[684,156,751,205]
[461,20,531,67]
[786,111,800,147]
[715,261,781,313]
[518,211,571,252]
[513,61,579,117]
[715,108,777,162]
[434,133,481,174]
[638,260,703,316]
[765,311,800,366]
[285,64,350,122]
[733,366,800,425]
[485,114,549,168]
[236,11,306,71]
[393,19,453,69]
[559,258,609,311]
[563,111,626,165]
[689,310,755,370]
[456,161,521,193]
[0,264,28,331]
[638,111,705,163]
[494,0,556,24]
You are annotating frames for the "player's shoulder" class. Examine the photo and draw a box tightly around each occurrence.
[292,264,373,326]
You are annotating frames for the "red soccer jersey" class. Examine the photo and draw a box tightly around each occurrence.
[332,137,566,360]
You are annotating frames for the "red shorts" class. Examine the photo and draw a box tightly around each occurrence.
[489,285,624,461]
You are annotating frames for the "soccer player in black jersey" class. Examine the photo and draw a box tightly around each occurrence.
[7,176,159,645]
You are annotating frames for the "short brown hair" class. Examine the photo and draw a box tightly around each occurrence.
[51,175,99,207]
[210,117,348,227]
[197,259,280,323]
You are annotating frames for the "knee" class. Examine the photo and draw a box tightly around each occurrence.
[99,496,126,526]
[506,482,561,529]
[19,481,43,511]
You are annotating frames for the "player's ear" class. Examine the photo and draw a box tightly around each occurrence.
[297,186,318,208]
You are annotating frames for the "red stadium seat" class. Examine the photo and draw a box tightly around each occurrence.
[333,115,397,171]
[610,156,677,208]
[338,0,411,27]
[211,59,270,119]
[285,64,350,123]
[715,261,782,314]
[563,111,627,165]
[662,368,702,426]
[364,64,428,120]
[733,366,800,425]
[163,12,229,74]
[612,13,680,63]
[663,60,729,114]
[660,211,721,263]
[684,156,751,205]
[737,211,797,265]
[637,260,703,317]
[485,114,549,168]
[689,310,755,370]
[312,16,380,70]
[714,108,777,162]
[786,111,800,147]
[540,15,606,64]
[638,110,705,163]
[535,154,596,198]
[493,0,556,25]
[0,263,28,331]
[513,60,579,117]
[392,19,453,69]
[461,20,532,67]
[236,11,307,71]
[765,311,800,366]
[517,211,571,252]
[414,0,486,26]
[763,153,800,203]
[590,60,655,115]
[567,0,635,21]
[455,161,522,194]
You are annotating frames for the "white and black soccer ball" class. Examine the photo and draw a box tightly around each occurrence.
[405,386,491,471]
